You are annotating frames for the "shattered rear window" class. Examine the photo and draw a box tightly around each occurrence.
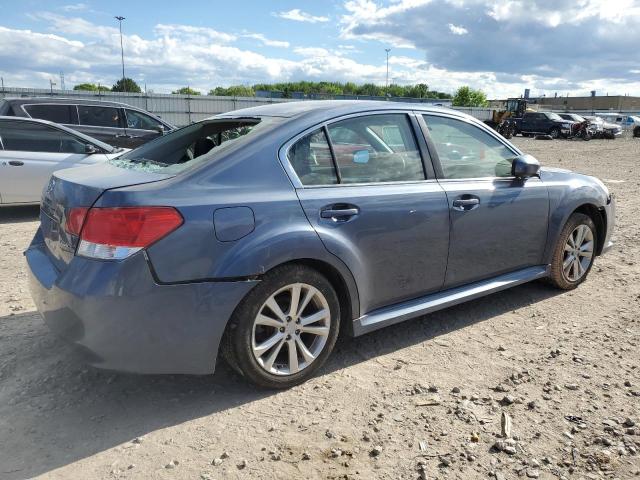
[109,117,278,174]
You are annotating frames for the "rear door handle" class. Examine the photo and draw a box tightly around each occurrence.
[320,207,359,221]
[452,197,480,211]
[8,160,24,166]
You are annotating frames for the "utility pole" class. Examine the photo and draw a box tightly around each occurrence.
[60,71,65,91]
[49,79,57,96]
[385,48,391,94]
[115,16,126,92]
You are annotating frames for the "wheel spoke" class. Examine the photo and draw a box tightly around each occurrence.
[297,287,317,317]
[295,336,315,363]
[567,234,576,248]
[575,226,586,246]
[288,284,301,317]
[253,331,284,356]
[301,325,330,336]
[572,258,581,280]
[265,297,287,322]
[577,260,585,276]
[563,254,574,270]
[300,309,329,326]
[255,314,284,328]
[262,337,285,371]
[287,339,299,374]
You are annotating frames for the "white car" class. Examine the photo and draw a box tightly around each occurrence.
[0,116,128,205]
[595,113,640,137]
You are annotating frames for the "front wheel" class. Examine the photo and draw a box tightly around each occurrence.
[547,213,597,290]
[222,264,340,388]
[634,126,640,138]
[549,127,560,139]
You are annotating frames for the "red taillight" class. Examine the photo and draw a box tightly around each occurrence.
[66,207,89,236]
[80,207,183,247]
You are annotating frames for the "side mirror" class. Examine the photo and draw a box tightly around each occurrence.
[511,154,540,179]
[84,144,98,154]
[155,125,165,134]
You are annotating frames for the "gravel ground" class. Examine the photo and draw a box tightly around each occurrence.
[0,136,638,480]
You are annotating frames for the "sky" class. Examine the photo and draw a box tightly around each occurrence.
[1,0,639,98]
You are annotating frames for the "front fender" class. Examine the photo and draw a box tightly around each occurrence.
[541,169,609,263]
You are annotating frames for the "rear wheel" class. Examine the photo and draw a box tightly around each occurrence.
[547,213,597,290]
[222,264,340,388]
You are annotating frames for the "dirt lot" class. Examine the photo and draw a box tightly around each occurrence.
[0,136,639,480]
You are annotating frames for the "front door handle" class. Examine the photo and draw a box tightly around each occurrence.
[8,160,24,166]
[320,206,359,221]
[452,197,480,211]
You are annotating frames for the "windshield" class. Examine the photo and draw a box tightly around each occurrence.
[571,115,585,122]
[546,112,563,121]
[110,116,279,174]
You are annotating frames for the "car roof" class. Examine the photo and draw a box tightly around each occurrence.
[216,100,474,127]
[0,115,115,152]
[2,96,131,108]
[2,96,174,127]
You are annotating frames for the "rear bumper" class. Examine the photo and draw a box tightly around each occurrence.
[26,232,258,375]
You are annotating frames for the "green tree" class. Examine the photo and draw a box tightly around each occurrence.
[73,83,110,92]
[173,86,201,95]
[452,86,488,107]
[209,85,255,97]
[111,77,142,93]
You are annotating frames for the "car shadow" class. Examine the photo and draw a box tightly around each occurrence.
[0,205,40,224]
[0,281,561,479]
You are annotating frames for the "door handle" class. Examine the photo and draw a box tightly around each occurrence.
[452,197,480,211]
[8,160,24,166]
[320,207,359,221]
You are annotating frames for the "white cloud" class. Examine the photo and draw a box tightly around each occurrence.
[275,9,329,23]
[61,3,88,12]
[244,33,289,48]
[447,23,468,35]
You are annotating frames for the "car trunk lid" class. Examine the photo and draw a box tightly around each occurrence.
[40,162,174,271]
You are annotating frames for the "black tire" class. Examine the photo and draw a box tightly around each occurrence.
[547,213,597,290]
[549,127,560,139]
[222,264,340,389]
[634,126,640,138]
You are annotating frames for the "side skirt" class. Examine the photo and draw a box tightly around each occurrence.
[352,265,550,336]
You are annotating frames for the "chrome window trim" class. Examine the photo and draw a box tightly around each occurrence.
[278,109,431,189]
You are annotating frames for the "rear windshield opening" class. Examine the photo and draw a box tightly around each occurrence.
[110,117,272,174]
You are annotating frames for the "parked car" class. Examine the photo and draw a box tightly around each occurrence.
[26,101,615,388]
[0,97,175,148]
[0,117,127,205]
[583,116,623,139]
[515,111,572,138]
[557,113,598,138]
[595,113,640,137]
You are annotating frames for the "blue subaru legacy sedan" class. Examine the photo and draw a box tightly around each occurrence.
[26,101,615,388]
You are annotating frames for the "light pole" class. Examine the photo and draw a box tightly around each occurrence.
[385,48,391,94]
[49,79,56,96]
[115,16,126,92]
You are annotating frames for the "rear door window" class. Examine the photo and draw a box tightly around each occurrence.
[78,105,123,128]
[0,121,86,154]
[23,104,78,124]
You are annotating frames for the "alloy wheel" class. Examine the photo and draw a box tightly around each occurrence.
[562,224,594,282]
[251,283,331,376]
